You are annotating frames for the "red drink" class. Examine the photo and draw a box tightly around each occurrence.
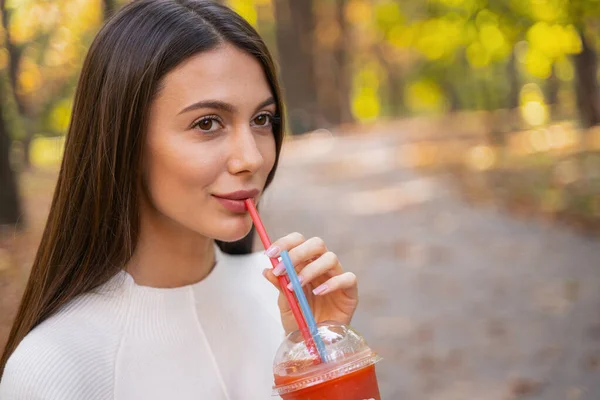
[275,364,380,400]
[272,322,382,400]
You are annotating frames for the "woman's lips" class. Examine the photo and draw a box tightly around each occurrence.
[213,196,252,213]
[212,189,259,213]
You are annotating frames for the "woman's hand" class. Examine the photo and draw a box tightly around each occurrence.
[262,232,359,335]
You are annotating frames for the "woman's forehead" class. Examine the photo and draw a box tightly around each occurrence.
[157,44,274,111]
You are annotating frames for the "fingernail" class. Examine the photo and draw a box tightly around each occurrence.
[286,276,303,291]
[265,245,280,258]
[272,262,286,276]
[312,284,328,295]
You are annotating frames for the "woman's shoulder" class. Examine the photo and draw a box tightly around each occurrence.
[1,319,115,399]
[0,273,132,399]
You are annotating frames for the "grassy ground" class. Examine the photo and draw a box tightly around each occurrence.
[406,123,600,238]
[448,149,600,238]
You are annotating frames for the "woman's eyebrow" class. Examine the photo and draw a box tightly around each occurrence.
[253,97,276,114]
[178,100,235,115]
[177,97,276,116]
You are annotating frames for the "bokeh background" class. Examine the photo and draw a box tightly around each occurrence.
[1,0,600,398]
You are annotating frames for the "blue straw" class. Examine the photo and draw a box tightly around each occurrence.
[280,250,329,363]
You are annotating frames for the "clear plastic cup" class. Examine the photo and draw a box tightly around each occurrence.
[272,321,382,399]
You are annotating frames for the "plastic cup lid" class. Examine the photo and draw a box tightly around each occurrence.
[272,321,382,395]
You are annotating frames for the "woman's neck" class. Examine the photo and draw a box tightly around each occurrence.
[126,213,216,289]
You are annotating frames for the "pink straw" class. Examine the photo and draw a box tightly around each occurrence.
[244,199,320,360]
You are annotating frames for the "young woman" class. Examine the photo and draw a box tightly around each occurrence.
[0,1,359,398]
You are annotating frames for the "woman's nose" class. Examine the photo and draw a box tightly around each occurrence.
[226,127,264,175]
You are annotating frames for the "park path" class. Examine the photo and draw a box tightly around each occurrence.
[261,129,600,399]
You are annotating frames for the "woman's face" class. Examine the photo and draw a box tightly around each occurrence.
[142,43,277,242]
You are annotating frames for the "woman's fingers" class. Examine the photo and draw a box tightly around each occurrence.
[284,251,342,290]
[262,232,308,291]
[272,236,328,277]
[311,271,358,298]
[264,232,305,258]
[263,234,352,300]
[262,233,359,332]
[288,236,327,265]
[262,268,281,289]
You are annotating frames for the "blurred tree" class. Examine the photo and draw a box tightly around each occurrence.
[388,0,600,130]
[334,0,353,124]
[507,49,520,110]
[513,0,600,127]
[0,0,22,228]
[375,42,406,116]
[547,63,560,117]
[0,78,22,227]
[567,1,600,127]
[273,0,320,134]
[0,0,103,166]
[315,0,353,125]
[0,0,31,167]
[573,29,600,127]
[102,0,117,19]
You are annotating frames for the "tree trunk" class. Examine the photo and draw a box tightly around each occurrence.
[441,78,459,113]
[102,0,116,19]
[0,84,23,227]
[388,71,405,116]
[0,0,24,228]
[1,0,33,169]
[507,48,520,110]
[313,0,354,126]
[273,0,319,134]
[0,1,21,114]
[374,42,405,116]
[547,63,560,120]
[21,134,32,170]
[332,0,353,125]
[573,30,600,128]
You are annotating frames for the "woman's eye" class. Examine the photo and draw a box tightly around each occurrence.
[193,117,220,133]
[253,114,271,127]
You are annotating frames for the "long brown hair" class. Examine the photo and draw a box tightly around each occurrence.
[1,0,285,374]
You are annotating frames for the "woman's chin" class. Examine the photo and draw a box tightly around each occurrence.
[213,216,254,242]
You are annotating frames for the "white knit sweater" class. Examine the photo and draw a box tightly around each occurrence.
[0,245,285,399]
